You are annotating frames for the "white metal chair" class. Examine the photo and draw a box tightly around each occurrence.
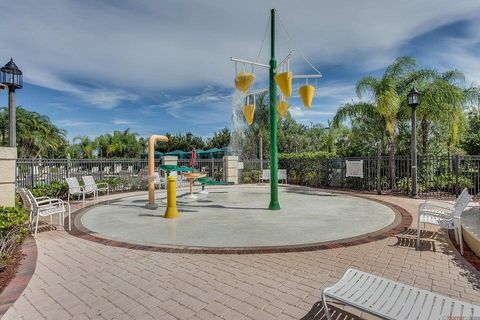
[260,169,270,183]
[278,169,288,184]
[114,164,122,174]
[66,177,95,207]
[154,172,167,189]
[17,188,70,237]
[82,175,109,201]
[417,188,473,255]
[322,268,480,320]
[103,166,111,174]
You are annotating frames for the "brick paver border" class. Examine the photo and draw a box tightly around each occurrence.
[0,237,37,317]
[448,229,480,271]
[66,190,413,254]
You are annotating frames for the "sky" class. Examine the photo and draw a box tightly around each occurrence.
[2,0,480,141]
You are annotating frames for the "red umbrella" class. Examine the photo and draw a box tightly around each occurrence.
[189,148,197,167]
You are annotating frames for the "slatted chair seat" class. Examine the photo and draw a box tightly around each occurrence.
[322,269,480,320]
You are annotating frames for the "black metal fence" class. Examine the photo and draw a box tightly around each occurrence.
[241,155,480,198]
[16,158,224,191]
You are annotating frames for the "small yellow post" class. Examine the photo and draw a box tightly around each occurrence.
[164,175,179,219]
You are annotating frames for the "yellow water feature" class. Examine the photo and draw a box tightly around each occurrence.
[146,135,168,210]
[235,72,256,92]
[274,71,292,97]
[298,84,315,108]
[164,176,179,219]
[243,104,255,125]
[277,100,290,118]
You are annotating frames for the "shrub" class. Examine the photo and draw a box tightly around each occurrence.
[279,151,334,161]
[0,206,29,270]
[241,169,261,184]
[31,181,68,199]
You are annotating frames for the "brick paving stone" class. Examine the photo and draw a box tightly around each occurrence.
[2,192,480,320]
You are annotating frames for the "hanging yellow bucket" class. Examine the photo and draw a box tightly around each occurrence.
[277,100,290,118]
[298,84,315,108]
[274,72,292,97]
[235,72,256,93]
[242,104,255,125]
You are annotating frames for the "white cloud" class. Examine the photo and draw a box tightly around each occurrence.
[56,119,102,127]
[112,119,135,125]
[2,0,480,104]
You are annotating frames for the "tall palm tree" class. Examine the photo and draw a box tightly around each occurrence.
[73,136,96,159]
[354,56,416,188]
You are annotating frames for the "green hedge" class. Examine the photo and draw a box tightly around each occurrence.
[279,151,334,160]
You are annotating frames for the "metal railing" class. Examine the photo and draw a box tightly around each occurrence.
[16,158,224,192]
[241,155,480,198]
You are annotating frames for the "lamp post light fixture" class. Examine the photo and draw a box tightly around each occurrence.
[408,86,420,198]
[1,58,23,147]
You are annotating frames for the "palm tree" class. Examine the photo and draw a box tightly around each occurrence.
[1,106,67,158]
[73,136,96,159]
[354,56,416,188]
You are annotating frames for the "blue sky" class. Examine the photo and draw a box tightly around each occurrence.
[2,0,480,140]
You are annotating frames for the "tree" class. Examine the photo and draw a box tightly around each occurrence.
[460,110,480,155]
[207,127,230,149]
[0,106,68,158]
[354,56,416,187]
[72,136,96,159]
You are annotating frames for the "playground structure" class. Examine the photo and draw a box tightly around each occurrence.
[231,8,322,210]
[145,135,168,210]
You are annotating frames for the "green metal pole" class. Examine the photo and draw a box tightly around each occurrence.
[269,8,280,210]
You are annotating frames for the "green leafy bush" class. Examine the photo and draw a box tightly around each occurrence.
[31,181,68,199]
[0,206,29,270]
[241,169,261,184]
[279,151,334,160]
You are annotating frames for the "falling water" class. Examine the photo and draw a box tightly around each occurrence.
[229,90,247,158]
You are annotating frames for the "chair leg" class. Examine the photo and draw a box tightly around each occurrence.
[34,215,39,238]
[417,215,421,250]
[322,291,332,320]
[82,193,85,208]
[454,227,459,244]
[458,225,464,255]
[68,207,71,231]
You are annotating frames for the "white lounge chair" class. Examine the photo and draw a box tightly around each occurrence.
[114,164,122,174]
[278,169,287,184]
[66,177,95,207]
[154,172,167,189]
[82,175,109,201]
[260,169,270,183]
[17,188,70,237]
[259,169,287,183]
[103,166,110,174]
[322,268,480,320]
[417,188,472,255]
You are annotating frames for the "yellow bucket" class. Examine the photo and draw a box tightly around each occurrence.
[235,72,256,93]
[277,100,290,118]
[274,72,292,97]
[242,104,255,125]
[298,84,315,108]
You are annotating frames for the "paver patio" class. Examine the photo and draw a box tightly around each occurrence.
[2,190,480,320]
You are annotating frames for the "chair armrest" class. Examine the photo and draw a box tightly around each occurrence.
[36,198,65,206]
[423,199,453,209]
[35,196,51,201]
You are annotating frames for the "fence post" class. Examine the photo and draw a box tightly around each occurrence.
[376,142,382,195]
[30,161,35,188]
[454,154,460,196]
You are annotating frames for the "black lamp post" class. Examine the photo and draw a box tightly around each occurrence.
[1,58,23,147]
[408,86,420,198]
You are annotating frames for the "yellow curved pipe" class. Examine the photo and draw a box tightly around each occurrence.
[147,135,168,209]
